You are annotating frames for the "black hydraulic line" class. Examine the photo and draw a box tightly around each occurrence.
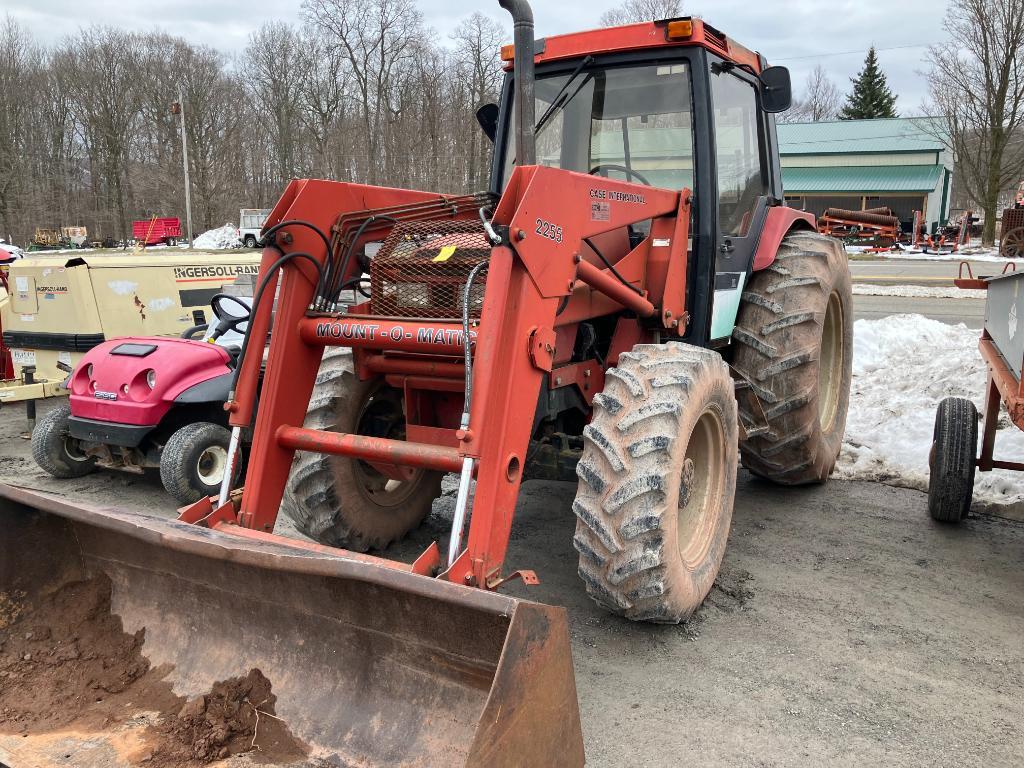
[327,214,399,309]
[227,249,325,396]
[583,237,643,296]
[262,219,333,258]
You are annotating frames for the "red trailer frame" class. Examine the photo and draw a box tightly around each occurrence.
[132,217,182,246]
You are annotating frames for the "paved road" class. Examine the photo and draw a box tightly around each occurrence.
[850,257,992,328]
[848,257,1010,286]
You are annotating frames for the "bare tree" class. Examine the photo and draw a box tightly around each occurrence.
[303,0,422,185]
[61,27,145,238]
[600,0,681,26]
[452,12,505,190]
[0,16,40,239]
[297,28,351,180]
[782,65,841,123]
[243,23,306,190]
[924,0,1024,245]
[0,6,521,246]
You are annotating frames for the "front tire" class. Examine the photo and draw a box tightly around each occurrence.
[573,343,738,623]
[928,397,978,522]
[32,402,96,478]
[282,348,443,551]
[160,422,238,505]
[732,230,853,484]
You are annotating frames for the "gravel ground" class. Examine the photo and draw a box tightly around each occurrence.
[1,400,1022,767]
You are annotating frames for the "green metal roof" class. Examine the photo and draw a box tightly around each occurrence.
[782,164,944,194]
[778,117,947,156]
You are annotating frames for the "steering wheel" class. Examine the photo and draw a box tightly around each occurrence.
[209,293,253,340]
[589,164,652,186]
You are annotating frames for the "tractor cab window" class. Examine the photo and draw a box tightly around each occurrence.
[710,69,767,236]
[503,62,695,193]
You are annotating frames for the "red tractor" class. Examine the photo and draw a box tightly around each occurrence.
[1,5,852,765]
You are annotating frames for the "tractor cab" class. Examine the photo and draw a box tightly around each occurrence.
[483,17,792,342]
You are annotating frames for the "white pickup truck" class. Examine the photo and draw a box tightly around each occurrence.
[239,209,272,249]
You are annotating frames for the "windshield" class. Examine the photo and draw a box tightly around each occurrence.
[503,62,695,191]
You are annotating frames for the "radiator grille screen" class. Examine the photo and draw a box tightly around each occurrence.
[370,220,491,320]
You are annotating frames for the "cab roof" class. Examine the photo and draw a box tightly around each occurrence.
[503,18,763,73]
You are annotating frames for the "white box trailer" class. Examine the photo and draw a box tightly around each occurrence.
[0,252,262,404]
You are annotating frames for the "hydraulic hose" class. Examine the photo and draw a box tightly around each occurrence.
[448,257,490,568]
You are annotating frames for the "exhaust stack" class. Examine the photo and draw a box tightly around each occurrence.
[499,0,536,166]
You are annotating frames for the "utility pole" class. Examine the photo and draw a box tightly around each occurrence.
[173,89,194,247]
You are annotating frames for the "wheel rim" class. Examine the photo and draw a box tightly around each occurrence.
[196,445,229,485]
[353,389,424,508]
[677,406,726,566]
[818,290,844,432]
[63,438,90,464]
[1004,228,1024,258]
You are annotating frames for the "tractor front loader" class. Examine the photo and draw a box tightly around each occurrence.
[0,3,852,765]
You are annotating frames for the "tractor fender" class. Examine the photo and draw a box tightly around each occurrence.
[751,206,817,271]
[174,371,232,404]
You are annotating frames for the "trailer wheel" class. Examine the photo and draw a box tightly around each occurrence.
[32,402,96,478]
[927,397,978,522]
[282,348,443,551]
[573,343,738,623]
[160,422,238,506]
[731,230,853,484]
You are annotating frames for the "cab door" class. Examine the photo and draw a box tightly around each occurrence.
[708,63,770,341]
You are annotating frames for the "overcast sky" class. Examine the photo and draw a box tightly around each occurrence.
[5,0,947,112]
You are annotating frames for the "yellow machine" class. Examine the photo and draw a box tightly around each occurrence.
[0,252,261,404]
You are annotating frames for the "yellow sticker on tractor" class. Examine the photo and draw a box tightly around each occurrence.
[433,246,457,263]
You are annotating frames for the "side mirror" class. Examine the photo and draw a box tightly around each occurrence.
[476,103,500,143]
[759,66,792,113]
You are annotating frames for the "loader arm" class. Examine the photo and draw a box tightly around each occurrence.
[194,165,690,591]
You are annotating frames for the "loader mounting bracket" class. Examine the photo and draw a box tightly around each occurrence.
[529,326,557,372]
[487,569,541,590]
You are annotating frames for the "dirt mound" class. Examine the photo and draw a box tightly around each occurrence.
[147,669,305,766]
[0,575,158,733]
[0,576,306,766]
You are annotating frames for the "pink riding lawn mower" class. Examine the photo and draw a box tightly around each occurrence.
[32,294,253,504]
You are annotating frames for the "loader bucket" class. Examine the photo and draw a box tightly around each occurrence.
[0,484,584,767]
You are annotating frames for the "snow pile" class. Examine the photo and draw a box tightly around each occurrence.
[192,224,240,250]
[839,314,1024,505]
[852,283,987,300]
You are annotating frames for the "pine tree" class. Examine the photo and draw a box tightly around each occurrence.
[839,47,898,120]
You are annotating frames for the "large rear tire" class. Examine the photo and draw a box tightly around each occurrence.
[731,230,853,484]
[573,343,738,623]
[927,397,978,523]
[282,348,443,551]
[32,402,96,478]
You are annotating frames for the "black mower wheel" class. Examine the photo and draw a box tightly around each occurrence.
[573,343,738,623]
[31,402,96,478]
[282,348,443,551]
[732,230,853,484]
[160,422,238,506]
[927,397,978,523]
